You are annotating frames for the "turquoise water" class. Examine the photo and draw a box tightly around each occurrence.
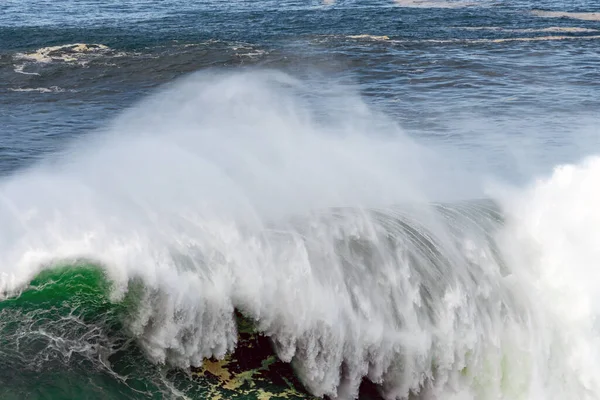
[0,264,304,399]
[0,265,162,399]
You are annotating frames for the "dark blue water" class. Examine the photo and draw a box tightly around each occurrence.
[1,0,599,179]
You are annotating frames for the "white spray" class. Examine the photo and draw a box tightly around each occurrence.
[0,70,598,399]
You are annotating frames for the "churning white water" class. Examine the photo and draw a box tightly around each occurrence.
[0,70,598,399]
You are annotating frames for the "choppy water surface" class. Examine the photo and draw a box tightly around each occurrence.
[1,0,599,177]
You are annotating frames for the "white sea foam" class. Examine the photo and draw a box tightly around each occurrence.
[13,64,40,76]
[532,10,600,22]
[471,35,600,43]
[395,0,480,8]
[15,43,111,64]
[11,43,132,76]
[458,26,598,33]
[320,32,600,47]
[232,45,268,58]
[8,86,68,93]
[0,70,599,399]
[390,35,600,44]
[311,34,391,45]
[493,157,600,399]
[347,34,390,41]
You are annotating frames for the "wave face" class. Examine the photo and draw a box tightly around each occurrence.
[0,71,599,399]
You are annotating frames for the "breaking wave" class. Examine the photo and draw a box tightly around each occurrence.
[0,70,599,399]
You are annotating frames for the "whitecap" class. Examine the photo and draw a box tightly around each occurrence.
[8,87,68,93]
[13,64,39,76]
[532,10,600,22]
[389,35,600,44]
[15,43,111,64]
[395,0,480,8]
[347,34,390,41]
[458,26,598,33]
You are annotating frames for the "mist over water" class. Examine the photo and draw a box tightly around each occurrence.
[0,70,599,399]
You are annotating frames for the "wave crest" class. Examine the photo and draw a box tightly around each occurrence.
[1,71,599,399]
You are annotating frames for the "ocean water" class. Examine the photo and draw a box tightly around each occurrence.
[1,1,600,399]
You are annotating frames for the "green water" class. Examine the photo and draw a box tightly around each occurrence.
[0,265,165,399]
[0,264,315,400]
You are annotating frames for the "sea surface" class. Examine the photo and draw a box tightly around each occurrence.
[1,1,600,399]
